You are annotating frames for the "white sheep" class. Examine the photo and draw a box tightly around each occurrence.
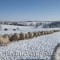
[39,31,44,35]
[37,31,41,36]
[19,32,25,40]
[33,32,37,37]
[25,33,29,39]
[9,33,20,41]
[28,32,33,38]
[0,35,10,45]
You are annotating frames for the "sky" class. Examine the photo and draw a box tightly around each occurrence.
[0,0,60,21]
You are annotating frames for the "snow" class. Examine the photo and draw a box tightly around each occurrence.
[0,24,60,59]
[0,25,60,35]
[0,32,60,60]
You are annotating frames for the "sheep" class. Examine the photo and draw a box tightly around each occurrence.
[25,33,29,39]
[37,31,40,36]
[3,34,9,37]
[42,31,46,35]
[9,33,20,41]
[55,30,59,32]
[33,32,37,37]
[19,32,25,40]
[0,35,10,46]
[38,31,41,36]
[47,31,50,34]
[8,34,13,39]
[56,30,60,32]
[43,31,47,35]
[28,32,33,38]
[37,31,41,36]
[39,31,45,35]
[43,31,50,34]
[48,31,52,34]
[53,30,60,32]
[53,30,57,32]
[44,31,50,35]
[50,30,54,34]
[58,30,60,32]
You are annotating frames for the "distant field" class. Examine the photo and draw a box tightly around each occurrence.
[0,24,60,35]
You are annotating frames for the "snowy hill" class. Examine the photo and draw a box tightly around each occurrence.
[0,21,52,27]
[43,21,60,28]
[1,21,60,28]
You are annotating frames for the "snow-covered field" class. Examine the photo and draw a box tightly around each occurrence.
[0,25,60,35]
[0,24,60,60]
[0,31,60,60]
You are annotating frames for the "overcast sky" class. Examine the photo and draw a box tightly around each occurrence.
[0,0,60,21]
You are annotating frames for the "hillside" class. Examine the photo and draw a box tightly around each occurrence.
[43,21,60,28]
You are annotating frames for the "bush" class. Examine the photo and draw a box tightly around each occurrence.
[4,28,8,31]
[13,29,16,31]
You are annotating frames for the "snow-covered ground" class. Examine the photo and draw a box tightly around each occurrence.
[0,25,60,35]
[0,32,60,60]
[0,24,60,60]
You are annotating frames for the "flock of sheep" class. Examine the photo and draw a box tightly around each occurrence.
[0,30,60,46]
